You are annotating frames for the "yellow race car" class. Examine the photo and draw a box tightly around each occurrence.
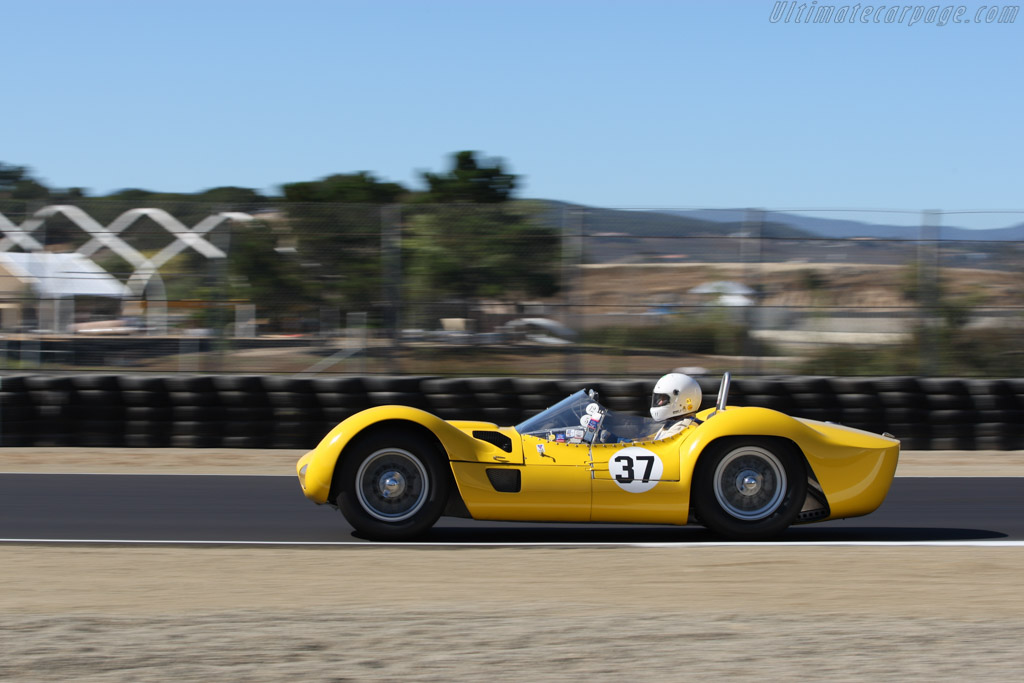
[296,373,899,541]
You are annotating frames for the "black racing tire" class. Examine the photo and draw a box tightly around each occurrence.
[692,438,807,541]
[335,431,450,541]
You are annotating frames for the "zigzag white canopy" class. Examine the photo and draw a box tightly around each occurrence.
[0,205,253,296]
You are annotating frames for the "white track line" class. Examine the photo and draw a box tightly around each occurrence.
[0,472,288,477]
[2,538,1023,548]
[2,472,1020,478]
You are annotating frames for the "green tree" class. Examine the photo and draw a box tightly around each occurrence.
[53,187,87,200]
[10,179,48,200]
[105,188,157,201]
[0,162,51,205]
[226,220,319,331]
[196,186,268,209]
[280,172,409,316]
[282,172,406,204]
[404,153,558,316]
[0,162,35,193]
[421,151,516,203]
[404,203,559,304]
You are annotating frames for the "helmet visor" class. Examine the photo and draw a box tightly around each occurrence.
[652,392,672,408]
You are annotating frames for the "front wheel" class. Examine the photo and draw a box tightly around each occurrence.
[335,432,450,540]
[691,438,807,541]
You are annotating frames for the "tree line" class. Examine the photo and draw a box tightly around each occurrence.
[0,150,518,206]
[0,152,560,332]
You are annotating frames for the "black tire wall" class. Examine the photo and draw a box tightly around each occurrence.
[0,374,1020,450]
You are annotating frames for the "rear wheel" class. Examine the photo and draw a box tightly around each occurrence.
[335,432,450,540]
[692,438,807,541]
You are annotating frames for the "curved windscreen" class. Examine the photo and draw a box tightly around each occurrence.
[515,390,670,444]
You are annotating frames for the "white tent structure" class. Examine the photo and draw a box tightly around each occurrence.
[1,252,129,298]
[0,252,130,332]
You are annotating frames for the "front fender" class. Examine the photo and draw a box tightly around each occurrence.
[299,405,522,504]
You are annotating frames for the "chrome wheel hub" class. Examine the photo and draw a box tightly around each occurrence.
[355,448,429,522]
[737,470,762,495]
[713,446,787,521]
[380,471,405,498]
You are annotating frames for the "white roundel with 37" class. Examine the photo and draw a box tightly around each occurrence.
[608,447,663,493]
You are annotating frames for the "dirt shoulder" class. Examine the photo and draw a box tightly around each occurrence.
[5,545,1020,617]
[2,545,1023,681]
[2,447,1023,476]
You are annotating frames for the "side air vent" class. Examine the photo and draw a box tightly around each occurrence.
[473,430,512,453]
[486,468,521,493]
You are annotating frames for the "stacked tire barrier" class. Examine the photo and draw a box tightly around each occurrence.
[0,374,1022,450]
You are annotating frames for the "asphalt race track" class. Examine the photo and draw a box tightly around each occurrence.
[0,474,1020,544]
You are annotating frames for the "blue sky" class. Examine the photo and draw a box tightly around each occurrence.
[3,0,1022,227]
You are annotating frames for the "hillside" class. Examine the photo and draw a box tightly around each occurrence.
[533,202,1022,269]
[659,209,1024,242]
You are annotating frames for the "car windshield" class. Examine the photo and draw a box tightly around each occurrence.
[515,390,669,444]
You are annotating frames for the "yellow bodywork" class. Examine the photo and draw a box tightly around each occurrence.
[297,403,899,525]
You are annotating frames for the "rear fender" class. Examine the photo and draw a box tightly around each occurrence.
[684,406,821,473]
[685,406,899,520]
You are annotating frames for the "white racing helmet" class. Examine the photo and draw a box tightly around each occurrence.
[650,373,702,422]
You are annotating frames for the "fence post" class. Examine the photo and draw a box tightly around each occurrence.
[918,210,941,375]
[381,204,403,369]
[562,205,584,376]
[742,208,764,375]
[212,219,232,372]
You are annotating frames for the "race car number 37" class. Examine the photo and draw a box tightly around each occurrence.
[608,447,663,493]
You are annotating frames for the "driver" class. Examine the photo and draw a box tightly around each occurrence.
[650,373,702,440]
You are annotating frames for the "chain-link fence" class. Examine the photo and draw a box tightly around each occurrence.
[1,200,1022,377]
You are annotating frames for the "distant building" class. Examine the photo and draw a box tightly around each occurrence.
[688,281,756,307]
